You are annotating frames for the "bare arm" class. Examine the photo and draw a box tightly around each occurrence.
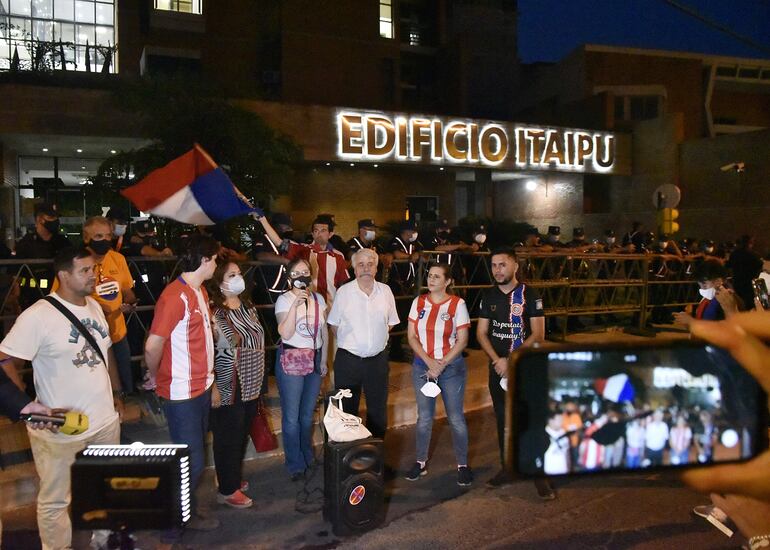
[522,316,545,347]
[144,334,166,377]
[441,327,469,364]
[476,318,499,362]
[258,216,283,249]
[0,353,26,391]
[106,347,121,392]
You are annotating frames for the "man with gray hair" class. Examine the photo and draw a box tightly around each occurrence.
[327,248,399,439]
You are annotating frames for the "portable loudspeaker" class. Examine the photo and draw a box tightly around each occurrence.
[323,437,385,536]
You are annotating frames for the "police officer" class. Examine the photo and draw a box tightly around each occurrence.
[347,219,381,258]
[385,220,422,361]
[15,202,72,308]
[567,227,593,251]
[105,206,129,253]
[544,225,566,248]
[252,212,292,300]
[600,229,625,253]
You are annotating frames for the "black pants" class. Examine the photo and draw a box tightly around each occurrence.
[488,363,507,466]
[210,392,258,495]
[334,348,390,439]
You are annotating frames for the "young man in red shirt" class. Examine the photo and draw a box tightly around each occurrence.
[144,234,220,537]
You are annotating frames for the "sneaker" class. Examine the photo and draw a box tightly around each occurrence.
[486,469,513,488]
[457,466,473,487]
[404,462,427,481]
[534,478,556,500]
[217,489,253,509]
[693,504,728,522]
[187,513,220,531]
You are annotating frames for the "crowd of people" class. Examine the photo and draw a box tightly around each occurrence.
[544,402,731,475]
[1,201,769,548]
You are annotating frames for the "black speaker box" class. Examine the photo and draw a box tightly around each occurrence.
[323,437,385,536]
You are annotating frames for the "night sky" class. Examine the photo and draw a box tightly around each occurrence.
[518,0,770,63]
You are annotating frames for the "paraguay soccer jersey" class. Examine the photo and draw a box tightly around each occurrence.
[408,294,470,359]
[149,277,215,400]
[285,242,349,304]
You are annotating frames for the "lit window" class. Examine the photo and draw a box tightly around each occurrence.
[379,0,393,39]
[0,0,116,73]
[154,0,202,15]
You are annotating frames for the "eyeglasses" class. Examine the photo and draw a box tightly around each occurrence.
[290,271,311,278]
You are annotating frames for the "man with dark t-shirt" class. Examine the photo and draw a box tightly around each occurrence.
[477,248,546,490]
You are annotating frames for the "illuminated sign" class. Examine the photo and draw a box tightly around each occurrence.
[337,111,619,174]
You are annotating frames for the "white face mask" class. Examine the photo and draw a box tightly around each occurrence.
[548,235,560,243]
[704,247,714,254]
[409,232,418,243]
[364,230,376,242]
[699,287,716,300]
[658,241,668,249]
[420,380,441,398]
[114,224,127,237]
[606,237,616,245]
[499,377,508,392]
[221,275,246,295]
[475,233,487,244]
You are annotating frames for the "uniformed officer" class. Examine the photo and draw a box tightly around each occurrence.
[105,206,129,253]
[545,225,565,248]
[15,202,72,308]
[385,220,422,361]
[567,227,593,251]
[347,218,381,258]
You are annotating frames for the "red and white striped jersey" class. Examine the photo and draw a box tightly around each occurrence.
[286,242,349,304]
[408,294,470,359]
[150,278,215,400]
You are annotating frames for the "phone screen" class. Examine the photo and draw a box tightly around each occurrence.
[512,342,768,476]
[753,278,770,309]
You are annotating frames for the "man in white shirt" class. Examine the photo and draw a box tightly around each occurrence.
[644,409,670,466]
[0,247,123,550]
[327,248,399,438]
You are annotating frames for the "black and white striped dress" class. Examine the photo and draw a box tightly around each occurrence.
[213,304,265,406]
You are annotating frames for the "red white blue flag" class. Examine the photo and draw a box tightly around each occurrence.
[120,144,262,225]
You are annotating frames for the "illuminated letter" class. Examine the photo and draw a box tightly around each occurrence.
[432,120,443,160]
[469,124,480,161]
[396,117,408,158]
[516,128,527,166]
[444,123,468,161]
[527,130,545,164]
[341,114,363,155]
[576,133,593,165]
[542,131,565,165]
[594,135,615,169]
[480,126,508,164]
[366,116,396,157]
[565,132,575,165]
[411,119,432,159]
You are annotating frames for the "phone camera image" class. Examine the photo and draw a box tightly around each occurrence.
[514,343,767,477]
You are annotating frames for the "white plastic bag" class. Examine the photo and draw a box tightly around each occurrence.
[323,389,372,442]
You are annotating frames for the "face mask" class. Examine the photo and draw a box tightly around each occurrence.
[89,239,112,255]
[658,241,668,249]
[475,234,487,245]
[704,247,714,254]
[499,377,508,391]
[699,287,716,300]
[420,380,441,398]
[364,230,375,242]
[113,224,127,237]
[409,233,418,243]
[292,275,312,289]
[606,237,616,245]
[548,235,560,244]
[42,219,60,234]
[221,274,246,295]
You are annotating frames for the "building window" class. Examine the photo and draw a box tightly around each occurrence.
[379,0,393,39]
[0,0,116,72]
[614,95,662,122]
[154,0,202,15]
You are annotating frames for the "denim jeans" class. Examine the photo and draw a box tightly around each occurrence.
[411,356,469,465]
[162,389,212,506]
[275,351,322,475]
[626,450,642,469]
[112,336,134,394]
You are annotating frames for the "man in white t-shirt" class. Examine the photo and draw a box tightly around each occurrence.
[544,411,570,475]
[0,247,122,550]
[327,248,399,439]
[644,409,670,467]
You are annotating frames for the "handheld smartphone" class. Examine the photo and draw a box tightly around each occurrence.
[510,341,768,477]
[753,277,770,310]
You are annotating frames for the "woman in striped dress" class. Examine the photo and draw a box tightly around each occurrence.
[208,257,266,508]
[405,263,473,487]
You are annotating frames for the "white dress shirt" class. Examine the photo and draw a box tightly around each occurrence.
[327,280,399,358]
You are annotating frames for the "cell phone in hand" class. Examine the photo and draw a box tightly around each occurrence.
[753,278,770,310]
[509,341,768,477]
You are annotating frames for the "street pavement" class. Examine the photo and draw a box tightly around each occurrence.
[1,406,739,549]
